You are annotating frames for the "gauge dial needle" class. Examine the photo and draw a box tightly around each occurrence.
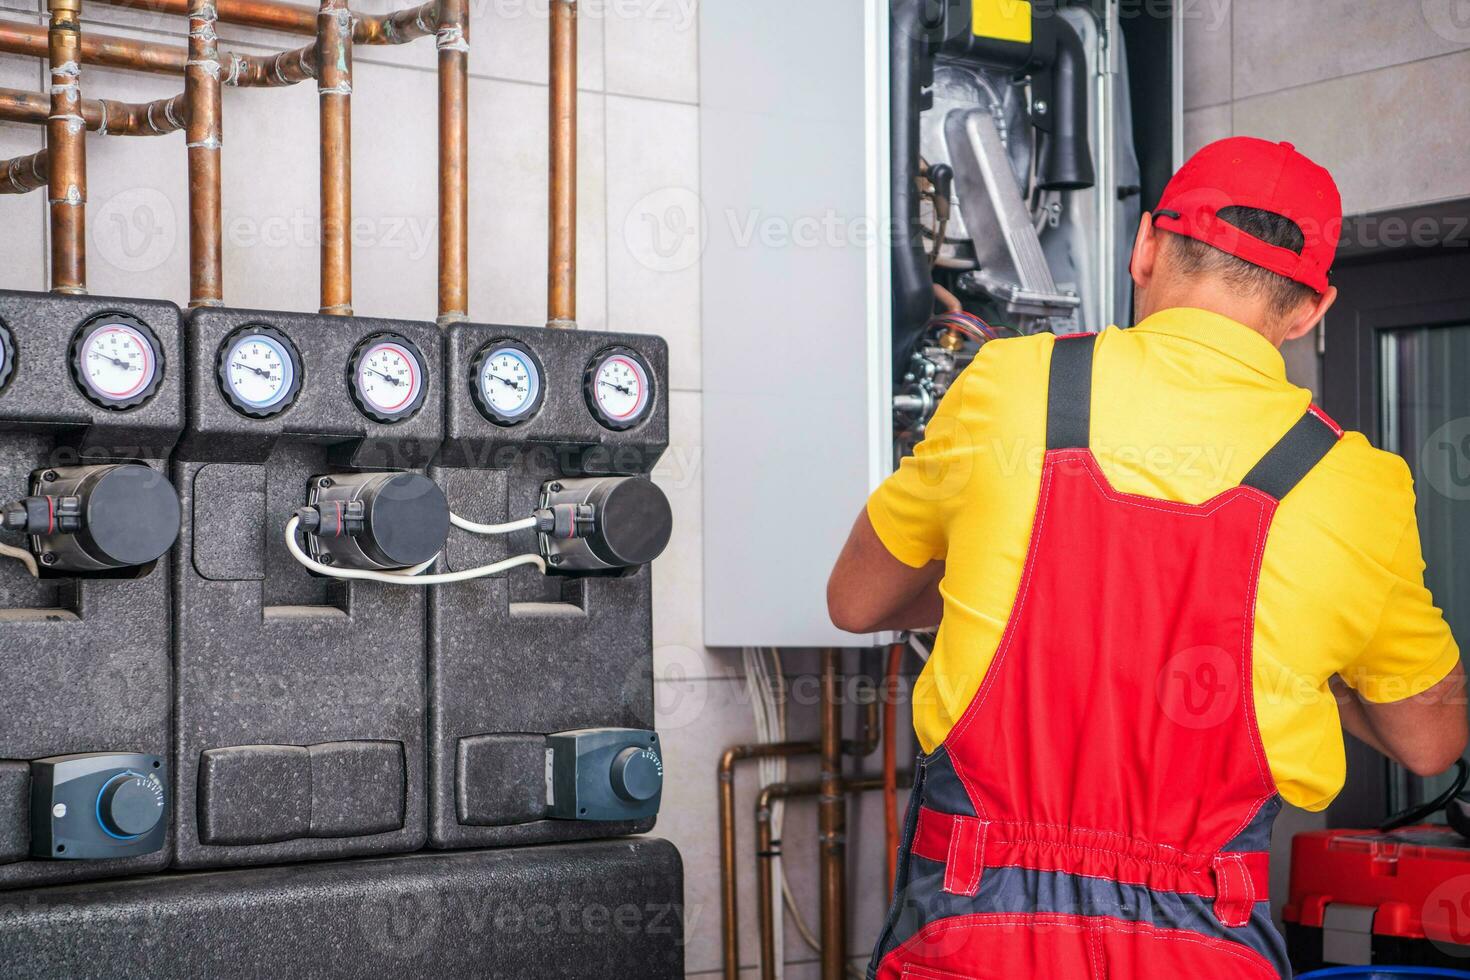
[366,367,403,386]
[491,374,526,391]
[92,353,139,371]
[233,360,274,379]
[599,380,633,395]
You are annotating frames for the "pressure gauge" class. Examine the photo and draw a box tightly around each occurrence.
[348,332,427,424]
[583,346,653,431]
[471,340,544,426]
[69,312,164,411]
[0,319,13,394]
[216,325,303,418]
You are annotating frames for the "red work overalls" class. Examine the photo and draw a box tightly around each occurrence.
[870,333,1342,980]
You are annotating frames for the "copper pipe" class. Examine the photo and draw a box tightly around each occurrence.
[883,643,903,897]
[819,649,847,980]
[89,0,435,44]
[225,44,316,86]
[47,0,85,294]
[185,0,223,308]
[0,19,185,74]
[0,18,317,88]
[316,0,352,315]
[755,774,912,980]
[0,149,48,194]
[436,0,467,325]
[719,740,821,980]
[0,86,186,135]
[546,0,576,329]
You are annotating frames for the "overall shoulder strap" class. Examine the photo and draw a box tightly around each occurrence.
[1239,406,1343,500]
[1046,333,1098,451]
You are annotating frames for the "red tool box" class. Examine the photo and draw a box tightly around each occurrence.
[1287,827,1470,971]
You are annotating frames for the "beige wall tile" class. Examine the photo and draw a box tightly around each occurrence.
[1232,0,1470,99]
[1234,49,1470,215]
[604,0,699,104]
[0,53,45,291]
[1183,102,1232,157]
[1182,0,1232,109]
[605,93,699,389]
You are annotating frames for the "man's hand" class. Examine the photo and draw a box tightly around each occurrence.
[827,509,944,634]
[1331,666,1469,777]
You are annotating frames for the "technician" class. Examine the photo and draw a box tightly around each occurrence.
[829,137,1467,979]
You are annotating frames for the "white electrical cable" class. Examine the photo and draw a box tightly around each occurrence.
[449,513,538,536]
[0,540,39,578]
[284,516,546,585]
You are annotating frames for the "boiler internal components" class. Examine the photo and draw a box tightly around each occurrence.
[584,346,653,430]
[216,324,303,418]
[471,340,545,426]
[348,332,428,423]
[0,319,13,392]
[298,471,450,572]
[69,312,165,411]
[545,728,663,822]
[2,464,181,574]
[537,476,672,573]
[29,752,167,860]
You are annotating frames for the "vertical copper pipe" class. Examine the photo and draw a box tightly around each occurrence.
[436,0,468,325]
[884,643,903,896]
[546,0,576,329]
[718,740,821,980]
[46,0,85,294]
[819,649,847,980]
[317,0,351,315]
[186,0,223,307]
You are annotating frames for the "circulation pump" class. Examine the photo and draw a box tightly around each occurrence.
[1,464,182,575]
[295,471,450,573]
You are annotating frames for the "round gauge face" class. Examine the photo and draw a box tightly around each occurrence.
[217,325,302,418]
[348,333,427,423]
[0,320,13,393]
[471,341,544,426]
[584,347,653,430]
[70,313,164,410]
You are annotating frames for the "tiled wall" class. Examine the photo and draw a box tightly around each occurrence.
[0,2,904,976]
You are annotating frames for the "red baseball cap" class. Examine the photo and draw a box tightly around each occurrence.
[1153,137,1342,293]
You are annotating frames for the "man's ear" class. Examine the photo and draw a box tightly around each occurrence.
[1130,212,1157,290]
[1283,285,1338,342]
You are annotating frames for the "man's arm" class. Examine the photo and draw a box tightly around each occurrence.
[1332,666,1468,777]
[828,509,944,634]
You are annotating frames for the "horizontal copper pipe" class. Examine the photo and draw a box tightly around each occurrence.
[0,149,48,195]
[88,0,437,45]
[1,17,317,88]
[0,86,188,135]
[0,18,185,73]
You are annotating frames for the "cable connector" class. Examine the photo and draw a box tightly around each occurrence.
[294,500,365,538]
[534,503,595,540]
[2,495,82,535]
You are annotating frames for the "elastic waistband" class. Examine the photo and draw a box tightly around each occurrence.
[911,806,1268,929]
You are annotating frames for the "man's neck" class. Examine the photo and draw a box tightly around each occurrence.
[1136,287,1285,347]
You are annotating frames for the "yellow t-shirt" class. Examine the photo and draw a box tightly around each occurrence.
[868,307,1461,811]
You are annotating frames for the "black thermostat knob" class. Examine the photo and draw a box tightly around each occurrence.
[610,747,662,803]
[98,773,163,839]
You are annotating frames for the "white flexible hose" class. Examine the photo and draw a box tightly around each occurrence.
[450,513,538,536]
[0,540,39,578]
[285,516,545,585]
